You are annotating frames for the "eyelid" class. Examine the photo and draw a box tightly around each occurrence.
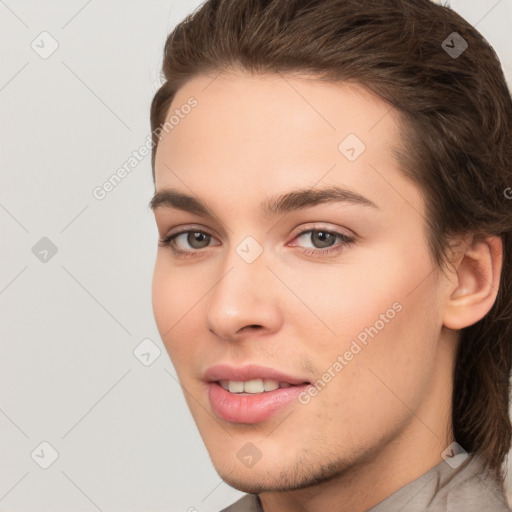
[159,222,356,261]
[163,224,219,241]
[289,223,355,240]
[161,223,353,244]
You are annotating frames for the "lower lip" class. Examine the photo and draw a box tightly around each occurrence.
[207,382,310,424]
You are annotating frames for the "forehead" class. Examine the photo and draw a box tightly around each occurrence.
[156,71,399,163]
[153,71,424,221]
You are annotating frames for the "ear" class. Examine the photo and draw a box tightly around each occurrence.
[443,234,503,330]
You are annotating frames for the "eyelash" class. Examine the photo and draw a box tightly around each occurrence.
[158,226,355,259]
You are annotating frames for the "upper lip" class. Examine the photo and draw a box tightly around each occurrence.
[203,364,310,385]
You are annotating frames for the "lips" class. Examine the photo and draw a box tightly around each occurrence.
[203,364,312,423]
[203,363,310,386]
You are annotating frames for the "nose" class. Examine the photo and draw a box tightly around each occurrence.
[205,249,283,342]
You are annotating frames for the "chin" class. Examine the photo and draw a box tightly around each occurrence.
[217,469,300,494]
[212,453,352,494]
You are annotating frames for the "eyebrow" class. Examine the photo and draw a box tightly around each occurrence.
[149,186,379,217]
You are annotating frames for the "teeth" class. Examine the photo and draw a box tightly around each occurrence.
[244,379,265,393]
[263,379,280,391]
[228,381,244,393]
[219,379,290,393]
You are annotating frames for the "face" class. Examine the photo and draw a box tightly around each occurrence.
[151,71,451,493]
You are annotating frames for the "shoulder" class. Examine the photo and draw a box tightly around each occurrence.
[430,454,511,512]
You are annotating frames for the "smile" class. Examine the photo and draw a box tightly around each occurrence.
[219,379,297,394]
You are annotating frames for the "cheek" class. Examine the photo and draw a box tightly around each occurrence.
[308,234,437,357]
[151,257,171,334]
[282,256,412,363]
[300,247,441,431]
[151,256,201,364]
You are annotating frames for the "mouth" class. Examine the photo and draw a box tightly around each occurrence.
[217,378,307,394]
[203,364,312,424]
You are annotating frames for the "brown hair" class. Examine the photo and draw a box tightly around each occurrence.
[150,0,512,483]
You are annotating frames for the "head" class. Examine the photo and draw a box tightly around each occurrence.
[149,0,512,492]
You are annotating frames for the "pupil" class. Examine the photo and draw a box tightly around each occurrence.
[189,232,209,248]
[313,231,334,248]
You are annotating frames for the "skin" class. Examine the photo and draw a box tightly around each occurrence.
[150,70,502,512]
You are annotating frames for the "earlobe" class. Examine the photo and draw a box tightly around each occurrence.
[442,235,503,330]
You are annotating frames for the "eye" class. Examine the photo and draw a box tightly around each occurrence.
[158,229,219,258]
[290,227,355,256]
[173,231,212,250]
[158,225,355,259]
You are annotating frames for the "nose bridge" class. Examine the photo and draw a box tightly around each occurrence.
[213,232,268,303]
[205,237,280,339]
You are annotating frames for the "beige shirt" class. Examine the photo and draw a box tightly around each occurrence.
[220,453,511,511]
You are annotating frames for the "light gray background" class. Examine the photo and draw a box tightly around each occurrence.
[1,1,511,511]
